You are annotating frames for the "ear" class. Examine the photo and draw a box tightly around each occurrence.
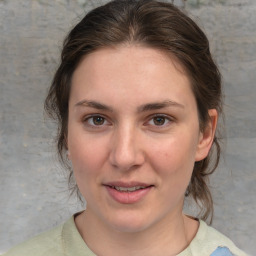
[195,109,218,161]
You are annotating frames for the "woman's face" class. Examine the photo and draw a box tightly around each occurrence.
[67,45,215,232]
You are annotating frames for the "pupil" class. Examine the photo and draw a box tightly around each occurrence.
[154,117,165,125]
[93,116,104,125]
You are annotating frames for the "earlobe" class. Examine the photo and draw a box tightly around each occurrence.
[195,109,218,161]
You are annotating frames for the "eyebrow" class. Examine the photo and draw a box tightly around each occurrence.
[137,100,184,112]
[75,99,184,112]
[75,100,114,112]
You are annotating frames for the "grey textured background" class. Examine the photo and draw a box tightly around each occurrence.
[0,0,255,255]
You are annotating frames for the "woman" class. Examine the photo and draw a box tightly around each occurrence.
[4,0,248,255]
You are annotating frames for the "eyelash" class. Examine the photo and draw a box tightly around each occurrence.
[145,114,173,128]
[83,115,110,128]
[82,114,174,129]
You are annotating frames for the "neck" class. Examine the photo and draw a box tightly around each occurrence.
[75,209,198,256]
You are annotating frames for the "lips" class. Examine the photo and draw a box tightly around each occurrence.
[104,181,153,204]
[104,181,152,188]
[112,185,148,192]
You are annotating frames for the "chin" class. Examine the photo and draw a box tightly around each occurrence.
[106,210,156,233]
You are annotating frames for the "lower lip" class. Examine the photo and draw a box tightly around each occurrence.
[105,186,153,204]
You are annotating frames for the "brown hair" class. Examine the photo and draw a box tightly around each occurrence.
[45,0,222,222]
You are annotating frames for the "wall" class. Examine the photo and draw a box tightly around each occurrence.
[0,0,255,254]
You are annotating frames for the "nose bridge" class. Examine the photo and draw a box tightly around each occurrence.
[110,122,143,170]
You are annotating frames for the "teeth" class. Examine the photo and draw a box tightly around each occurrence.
[113,186,146,192]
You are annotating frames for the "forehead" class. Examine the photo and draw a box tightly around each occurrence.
[75,45,188,80]
[70,45,195,109]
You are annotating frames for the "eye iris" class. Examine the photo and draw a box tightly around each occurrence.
[93,116,104,125]
[153,117,165,125]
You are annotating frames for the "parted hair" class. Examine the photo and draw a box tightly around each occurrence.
[45,0,222,222]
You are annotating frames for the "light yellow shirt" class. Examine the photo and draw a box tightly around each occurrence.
[4,215,248,256]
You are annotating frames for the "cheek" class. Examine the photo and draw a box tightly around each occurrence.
[68,132,107,178]
[150,137,196,172]
[68,135,108,201]
[148,135,197,190]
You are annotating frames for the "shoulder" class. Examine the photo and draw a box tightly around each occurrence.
[3,215,95,256]
[3,221,65,256]
[189,220,249,256]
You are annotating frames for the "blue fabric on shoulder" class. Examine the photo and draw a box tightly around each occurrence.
[210,246,234,256]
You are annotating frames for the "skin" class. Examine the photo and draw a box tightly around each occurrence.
[67,45,217,256]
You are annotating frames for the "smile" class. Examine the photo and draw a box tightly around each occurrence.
[104,183,154,204]
[111,186,148,192]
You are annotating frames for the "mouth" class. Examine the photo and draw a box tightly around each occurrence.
[103,182,154,204]
[107,185,153,192]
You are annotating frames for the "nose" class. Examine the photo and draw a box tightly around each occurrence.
[109,125,145,171]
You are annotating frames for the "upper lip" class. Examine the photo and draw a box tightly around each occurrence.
[103,181,153,188]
